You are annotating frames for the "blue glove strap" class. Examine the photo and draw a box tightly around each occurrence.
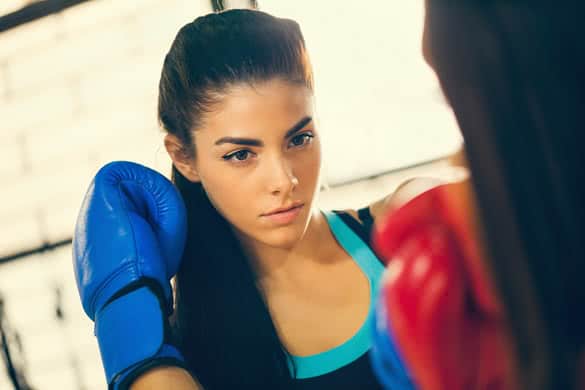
[111,344,186,390]
[95,286,165,384]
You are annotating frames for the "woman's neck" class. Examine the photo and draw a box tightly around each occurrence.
[238,207,335,289]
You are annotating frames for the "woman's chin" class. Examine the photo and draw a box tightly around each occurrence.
[257,221,309,249]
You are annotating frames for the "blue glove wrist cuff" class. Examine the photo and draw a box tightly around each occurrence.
[95,286,183,385]
[111,344,186,390]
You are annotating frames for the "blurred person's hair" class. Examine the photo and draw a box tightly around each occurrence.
[157,9,313,389]
[427,2,585,389]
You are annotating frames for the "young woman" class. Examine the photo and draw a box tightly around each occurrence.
[372,2,585,390]
[73,9,401,390]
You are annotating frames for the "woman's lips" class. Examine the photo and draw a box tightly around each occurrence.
[262,204,304,225]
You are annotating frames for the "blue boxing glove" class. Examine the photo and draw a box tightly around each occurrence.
[73,161,187,389]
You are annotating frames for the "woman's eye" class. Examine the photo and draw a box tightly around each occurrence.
[223,150,252,162]
[289,133,314,148]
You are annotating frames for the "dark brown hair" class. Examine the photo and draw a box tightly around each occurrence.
[157,9,313,389]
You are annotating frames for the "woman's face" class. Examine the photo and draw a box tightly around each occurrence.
[191,78,321,250]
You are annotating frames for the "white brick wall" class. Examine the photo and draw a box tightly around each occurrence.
[0,246,105,390]
[1,0,212,260]
[0,1,212,388]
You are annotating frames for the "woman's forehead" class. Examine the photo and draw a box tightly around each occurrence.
[197,80,314,138]
[219,79,313,112]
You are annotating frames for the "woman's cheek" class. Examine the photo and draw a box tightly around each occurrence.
[295,142,321,182]
[206,170,258,224]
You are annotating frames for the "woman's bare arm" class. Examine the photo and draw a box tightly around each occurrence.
[368,177,445,222]
[130,366,203,390]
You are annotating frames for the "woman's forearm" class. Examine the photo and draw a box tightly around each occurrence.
[130,366,203,390]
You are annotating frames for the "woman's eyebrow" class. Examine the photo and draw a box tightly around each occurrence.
[214,137,263,147]
[284,116,312,138]
[214,116,313,147]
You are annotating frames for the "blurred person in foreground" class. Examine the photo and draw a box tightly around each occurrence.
[371,1,585,390]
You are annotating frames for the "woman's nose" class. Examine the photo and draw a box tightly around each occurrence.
[267,156,298,195]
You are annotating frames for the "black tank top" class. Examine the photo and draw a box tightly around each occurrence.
[291,207,384,389]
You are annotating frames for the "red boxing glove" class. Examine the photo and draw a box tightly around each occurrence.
[372,182,516,390]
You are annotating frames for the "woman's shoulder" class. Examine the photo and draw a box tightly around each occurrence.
[354,177,445,223]
[330,207,374,246]
[332,177,444,239]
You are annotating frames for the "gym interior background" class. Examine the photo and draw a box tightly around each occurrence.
[0,0,460,388]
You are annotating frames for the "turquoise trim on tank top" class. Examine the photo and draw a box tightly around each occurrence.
[289,210,385,379]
